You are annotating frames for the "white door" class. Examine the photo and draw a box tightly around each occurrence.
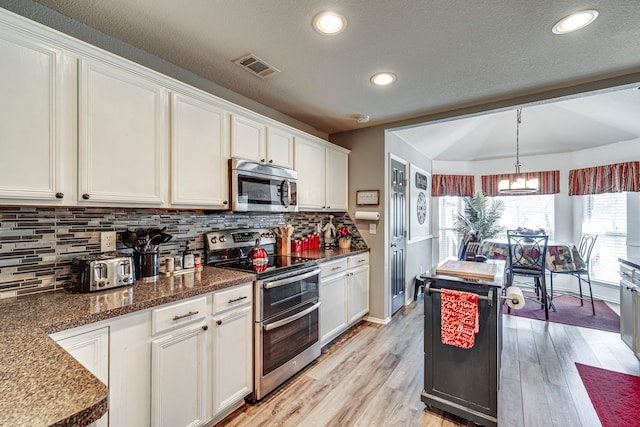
[211,306,253,417]
[0,33,66,202]
[320,273,348,345]
[324,147,348,210]
[151,324,208,427]
[78,58,166,205]
[52,327,109,427]
[294,137,325,209]
[349,265,370,324]
[170,93,229,208]
[230,114,266,162]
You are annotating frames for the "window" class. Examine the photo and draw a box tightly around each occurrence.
[582,193,627,283]
[438,196,465,261]
[491,195,555,238]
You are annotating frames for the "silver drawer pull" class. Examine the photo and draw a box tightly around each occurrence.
[228,296,248,304]
[358,259,366,263]
[332,266,342,270]
[172,311,199,321]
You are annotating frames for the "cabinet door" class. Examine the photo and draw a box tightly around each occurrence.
[230,114,266,162]
[211,306,253,418]
[53,327,109,427]
[170,93,229,207]
[320,273,348,345]
[325,147,348,211]
[78,58,166,205]
[151,324,208,427]
[294,137,325,209]
[620,283,635,350]
[0,32,65,202]
[266,127,294,168]
[349,265,370,324]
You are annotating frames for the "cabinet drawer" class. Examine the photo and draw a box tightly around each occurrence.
[152,296,207,335]
[212,283,253,315]
[348,253,369,269]
[320,259,348,277]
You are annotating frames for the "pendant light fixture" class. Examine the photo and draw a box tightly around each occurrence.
[498,109,539,194]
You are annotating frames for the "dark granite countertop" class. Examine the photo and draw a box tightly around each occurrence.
[0,247,370,426]
[620,257,640,271]
[0,266,255,427]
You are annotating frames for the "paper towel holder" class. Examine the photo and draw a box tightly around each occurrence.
[354,211,380,221]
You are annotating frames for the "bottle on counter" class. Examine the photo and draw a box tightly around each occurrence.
[183,240,195,269]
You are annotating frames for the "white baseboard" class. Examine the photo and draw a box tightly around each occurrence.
[364,315,390,325]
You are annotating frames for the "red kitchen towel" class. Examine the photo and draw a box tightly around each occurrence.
[441,288,479,349]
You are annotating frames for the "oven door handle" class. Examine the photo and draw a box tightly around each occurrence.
[263,301,321,331]
[262,268,321,289]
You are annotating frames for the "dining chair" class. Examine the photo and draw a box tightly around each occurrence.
[506,230,551,319]
[549,234,598,315]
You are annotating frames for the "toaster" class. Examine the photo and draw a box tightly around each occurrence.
[71,255,135,293]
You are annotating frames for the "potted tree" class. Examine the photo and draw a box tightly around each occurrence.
[454,193,504,259]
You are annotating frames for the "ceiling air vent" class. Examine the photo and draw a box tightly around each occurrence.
[233,54,280,79]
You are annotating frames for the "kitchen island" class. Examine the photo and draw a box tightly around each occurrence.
[420,260,505,427]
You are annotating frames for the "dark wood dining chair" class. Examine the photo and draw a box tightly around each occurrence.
[506,230,551,319]
[549,234,598,315]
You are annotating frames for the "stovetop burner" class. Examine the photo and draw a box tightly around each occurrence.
[214,255,317,277]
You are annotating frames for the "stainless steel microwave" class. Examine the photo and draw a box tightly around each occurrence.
[230,159,298,212]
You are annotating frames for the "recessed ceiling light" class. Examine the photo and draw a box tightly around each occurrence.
[312,11,346,35]
[370,72,397,86]
[355,114,370,123]
[552,10,598,34]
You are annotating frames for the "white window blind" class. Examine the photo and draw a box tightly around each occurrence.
[582,193,627,283]
[438,196,465,261]
[491,195,555,239]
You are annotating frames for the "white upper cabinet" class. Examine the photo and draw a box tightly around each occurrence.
[294,137,325,209]
[266,126,294,168]
[295,137,349,211]
[0,27,68,203]
[78,58,167,205]
[231,113,295,168]
[325,146,349,211]
[170,92,230,208]
[230,114,266,163]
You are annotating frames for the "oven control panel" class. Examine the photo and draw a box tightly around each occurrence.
[206,228,277,250]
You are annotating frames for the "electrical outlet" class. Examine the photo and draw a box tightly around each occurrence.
[101,231,117,252]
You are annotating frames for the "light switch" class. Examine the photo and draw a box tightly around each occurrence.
[369,223,376,234]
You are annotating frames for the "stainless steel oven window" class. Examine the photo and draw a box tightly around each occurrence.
[261,302,319,376]
[259,269,320,320]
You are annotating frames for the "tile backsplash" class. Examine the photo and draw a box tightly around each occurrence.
[0,206,365,299]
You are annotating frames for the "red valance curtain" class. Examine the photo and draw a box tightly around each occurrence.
[482,170,560,196]
[482,171,560,196]
[569,161,640,195]
[431,174,474,197]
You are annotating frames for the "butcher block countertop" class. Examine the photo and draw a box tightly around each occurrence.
[0,247,369,426]
[0,266,255,427]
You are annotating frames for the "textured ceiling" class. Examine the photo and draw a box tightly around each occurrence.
[29,0,640,139]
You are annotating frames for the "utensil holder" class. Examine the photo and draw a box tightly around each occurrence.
[277,237,291,255]
[134,251,158,279]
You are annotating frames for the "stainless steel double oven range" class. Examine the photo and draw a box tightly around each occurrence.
[206,228,320,401]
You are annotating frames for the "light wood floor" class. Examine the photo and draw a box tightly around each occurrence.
[219,299,640,427]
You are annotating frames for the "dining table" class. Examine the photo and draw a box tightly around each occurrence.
[478,238,586,272]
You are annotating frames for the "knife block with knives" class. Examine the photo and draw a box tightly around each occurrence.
[274,225,294,255]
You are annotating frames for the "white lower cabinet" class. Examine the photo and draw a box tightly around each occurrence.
[51,326,110,427]
[210,283,253,422]
[320,253,370,346]
[151,322,209,427]
[50,284,254,427]
[150,296,209,427]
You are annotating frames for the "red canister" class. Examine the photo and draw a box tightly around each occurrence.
[302,237,309,251]
[291,239,302,252]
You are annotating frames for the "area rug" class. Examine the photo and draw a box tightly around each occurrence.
[576,363,640,427]
[502,292,620,333]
